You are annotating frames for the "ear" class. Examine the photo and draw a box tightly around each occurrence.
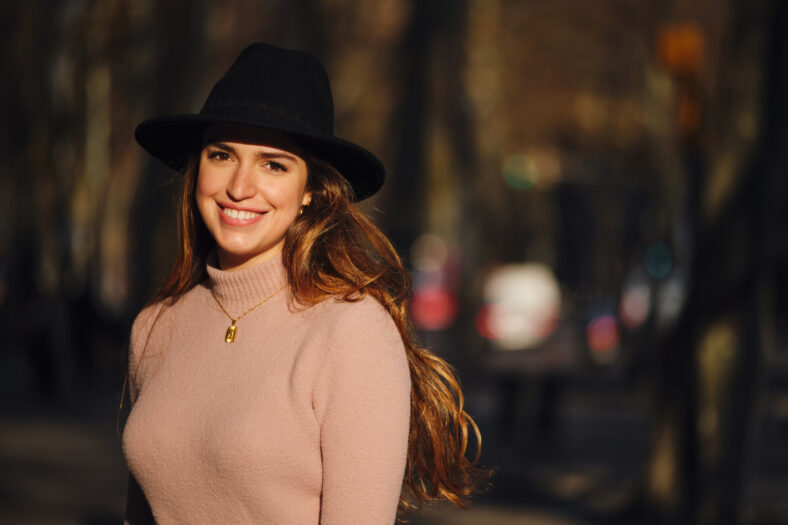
[301,191,312,207]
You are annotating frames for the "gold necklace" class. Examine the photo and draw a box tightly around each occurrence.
[210,285,286,343]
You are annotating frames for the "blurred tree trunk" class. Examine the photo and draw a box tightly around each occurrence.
[710,1,787,523]
[642,1,787,523]
[384,0,437,254]
[0,2,74,398]
[384,0,482,371]
[129,0,207,306]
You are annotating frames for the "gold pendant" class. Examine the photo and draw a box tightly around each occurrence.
[225,322,237,343]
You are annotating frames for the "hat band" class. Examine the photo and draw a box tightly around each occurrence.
[201,98,331,136]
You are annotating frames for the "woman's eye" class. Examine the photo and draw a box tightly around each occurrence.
[266,161,288,172]
[207,150,231,161]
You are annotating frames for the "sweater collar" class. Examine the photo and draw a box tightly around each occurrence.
[205,253,288,313]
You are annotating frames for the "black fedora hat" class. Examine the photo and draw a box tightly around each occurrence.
[135,42,384,201]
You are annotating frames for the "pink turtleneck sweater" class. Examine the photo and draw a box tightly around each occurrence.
[122,256,411,524]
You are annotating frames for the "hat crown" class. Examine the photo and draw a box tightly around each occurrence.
[135,42,385,200]
[200,43,334,136]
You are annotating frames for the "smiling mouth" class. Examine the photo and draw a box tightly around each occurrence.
[221,206,263,220]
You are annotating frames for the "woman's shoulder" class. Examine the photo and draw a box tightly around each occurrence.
[130,284,208,340]
[310,293,410,424]
[128,286,202,354]
[309,293,398,336]
[130,302,165,351]
[306,294,405,365]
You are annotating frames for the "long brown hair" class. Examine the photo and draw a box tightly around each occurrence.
[150,146,490,514]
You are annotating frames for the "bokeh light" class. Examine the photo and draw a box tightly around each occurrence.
[502,154,538,190]
[502,149,562,191]
[409,234,460,331]
[656,265,688,329]
[619,265,651,330]
[411,233,449,275]
[475,304,496,339]
[411,283,458,331]
[478,263,561,350]
[645,242,672,279]
[586,314,620,354]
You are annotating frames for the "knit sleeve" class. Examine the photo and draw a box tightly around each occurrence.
[314,298,411,525]
[127,303,164,404]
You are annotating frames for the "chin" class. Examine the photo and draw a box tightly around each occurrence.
[217,243,281,267]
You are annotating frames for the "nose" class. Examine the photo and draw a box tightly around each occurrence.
[226,161,256,201]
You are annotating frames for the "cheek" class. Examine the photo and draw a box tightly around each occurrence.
[194,170,222,227]
[196,168,221,199]
[265,180,307,208]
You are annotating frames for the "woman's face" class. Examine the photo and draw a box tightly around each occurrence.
[196,124,311,271]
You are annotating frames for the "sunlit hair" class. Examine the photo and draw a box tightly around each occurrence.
[146,145,490,515]
[151,154,213,302]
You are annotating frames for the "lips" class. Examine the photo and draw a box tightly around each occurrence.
[218,203,265,226]
[222,207,261,220]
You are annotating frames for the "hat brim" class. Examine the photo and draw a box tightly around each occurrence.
[135,115,384,201]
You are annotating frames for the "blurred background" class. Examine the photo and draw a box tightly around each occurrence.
[1,0,787,524]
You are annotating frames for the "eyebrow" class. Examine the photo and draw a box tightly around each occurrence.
[207,142,299,163]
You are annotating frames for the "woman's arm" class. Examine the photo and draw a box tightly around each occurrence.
[314,299,411,525]
[123,304,164,525]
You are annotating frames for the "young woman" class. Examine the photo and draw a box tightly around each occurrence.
[123,42,486,525]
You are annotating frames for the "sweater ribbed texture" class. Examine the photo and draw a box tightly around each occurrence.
[122,255,411,524]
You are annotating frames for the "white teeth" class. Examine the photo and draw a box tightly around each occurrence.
[222,207,262,220]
